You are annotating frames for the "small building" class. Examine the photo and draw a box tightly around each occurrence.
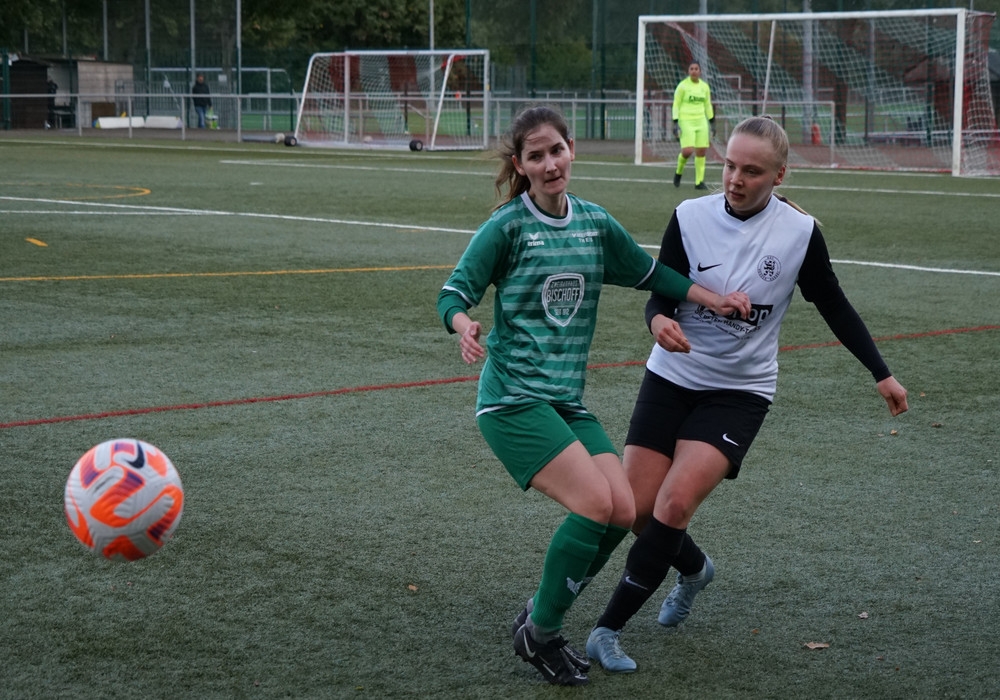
[2,57,48,128]
[1,55,133,129]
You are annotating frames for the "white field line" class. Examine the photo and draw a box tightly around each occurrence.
[2,195,997,278]
[632,244,1000,277]
[217,159,1000,199]
[0,196,472,234]
[0,136,981,175]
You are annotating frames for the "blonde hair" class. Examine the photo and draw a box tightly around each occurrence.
[494,105,571,207]
[731,116,815,220]
[731,116,788,169]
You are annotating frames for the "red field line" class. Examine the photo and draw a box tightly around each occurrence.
[2,325,997,430]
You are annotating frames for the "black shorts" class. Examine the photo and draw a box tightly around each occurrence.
[625,370,771,479]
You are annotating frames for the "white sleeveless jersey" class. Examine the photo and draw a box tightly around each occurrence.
[646,193,814,400]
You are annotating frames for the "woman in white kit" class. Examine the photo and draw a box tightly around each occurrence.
[585,115,909,672]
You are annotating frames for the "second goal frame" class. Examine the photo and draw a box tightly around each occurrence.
[635,9,998,176]
[295,49,490,152]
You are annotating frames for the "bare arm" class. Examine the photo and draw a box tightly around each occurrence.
[687,285,750,319]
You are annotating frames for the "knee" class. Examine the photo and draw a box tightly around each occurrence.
[609,494,635,531]
[654,493,696,529]
[574,486,615,525]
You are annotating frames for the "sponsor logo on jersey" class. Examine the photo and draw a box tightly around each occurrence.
[693,302,774,337]
[758,255,781,281]
[542,273,584,327]
[731,303,773,328]
[527,232,545,247]
[697,262,722,272]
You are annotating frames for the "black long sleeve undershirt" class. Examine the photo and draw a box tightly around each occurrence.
[645,208,891,382]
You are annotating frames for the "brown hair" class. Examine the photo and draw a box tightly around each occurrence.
[494,105,571,207]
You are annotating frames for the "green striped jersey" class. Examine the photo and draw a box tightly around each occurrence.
[438,192,692,414]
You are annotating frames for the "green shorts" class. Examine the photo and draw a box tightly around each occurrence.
[678,118,710,149]
[477,402,617,490]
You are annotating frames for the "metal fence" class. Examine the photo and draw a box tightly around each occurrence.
[6,90,641,147]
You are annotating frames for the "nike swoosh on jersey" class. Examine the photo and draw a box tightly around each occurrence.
[697,263,722,272]
[722,433,740,446]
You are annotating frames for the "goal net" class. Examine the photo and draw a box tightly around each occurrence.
[635,9,998,176]
[294,50,490,151]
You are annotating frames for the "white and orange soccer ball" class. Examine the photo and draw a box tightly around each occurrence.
[64,439,184,561]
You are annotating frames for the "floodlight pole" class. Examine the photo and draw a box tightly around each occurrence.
[145,0,151,117]
[429,0,435,101]
[465,0,471,46]
[237,0,242,98]
[62,3,68,58]
[102,0,108,60]
[190,0,196,91]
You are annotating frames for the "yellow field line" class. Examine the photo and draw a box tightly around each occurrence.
[0,264,454,283]
[0,182,151,200]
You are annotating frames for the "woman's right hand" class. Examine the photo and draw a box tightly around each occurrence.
[452,313,486,364]
[459,322,485,364]
[711,291,750,319]
[686,285,750,320]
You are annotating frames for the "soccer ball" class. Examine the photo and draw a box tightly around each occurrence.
[64,439,184,561]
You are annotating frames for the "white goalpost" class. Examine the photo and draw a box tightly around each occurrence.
[635,9,999,176]
[294,49,490,151]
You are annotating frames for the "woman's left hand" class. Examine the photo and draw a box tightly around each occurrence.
[651,315,691,353]
[877,376,909,416]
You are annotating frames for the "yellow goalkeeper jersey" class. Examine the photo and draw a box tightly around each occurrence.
[672,77,714,121]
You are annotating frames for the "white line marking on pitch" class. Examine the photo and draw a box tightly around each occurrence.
[218,159,1000,198]
[635,244,999,277]
[3,195,996,278]
[0,196,472,234]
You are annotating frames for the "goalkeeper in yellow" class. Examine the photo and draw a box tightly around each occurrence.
[672,61,715,190]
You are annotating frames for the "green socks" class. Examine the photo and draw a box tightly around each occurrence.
[677,155,708,185]
[695,155,706,185]
[529,513,606,637]
[585,524,630,582]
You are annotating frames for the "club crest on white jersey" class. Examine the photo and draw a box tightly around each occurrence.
[757,255,781,281]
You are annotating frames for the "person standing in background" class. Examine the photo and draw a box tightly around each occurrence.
[672,62,715,191]
[192,74,211,129]
[46,78,58,128]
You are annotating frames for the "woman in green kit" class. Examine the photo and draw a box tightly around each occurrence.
[436,105,749,686]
